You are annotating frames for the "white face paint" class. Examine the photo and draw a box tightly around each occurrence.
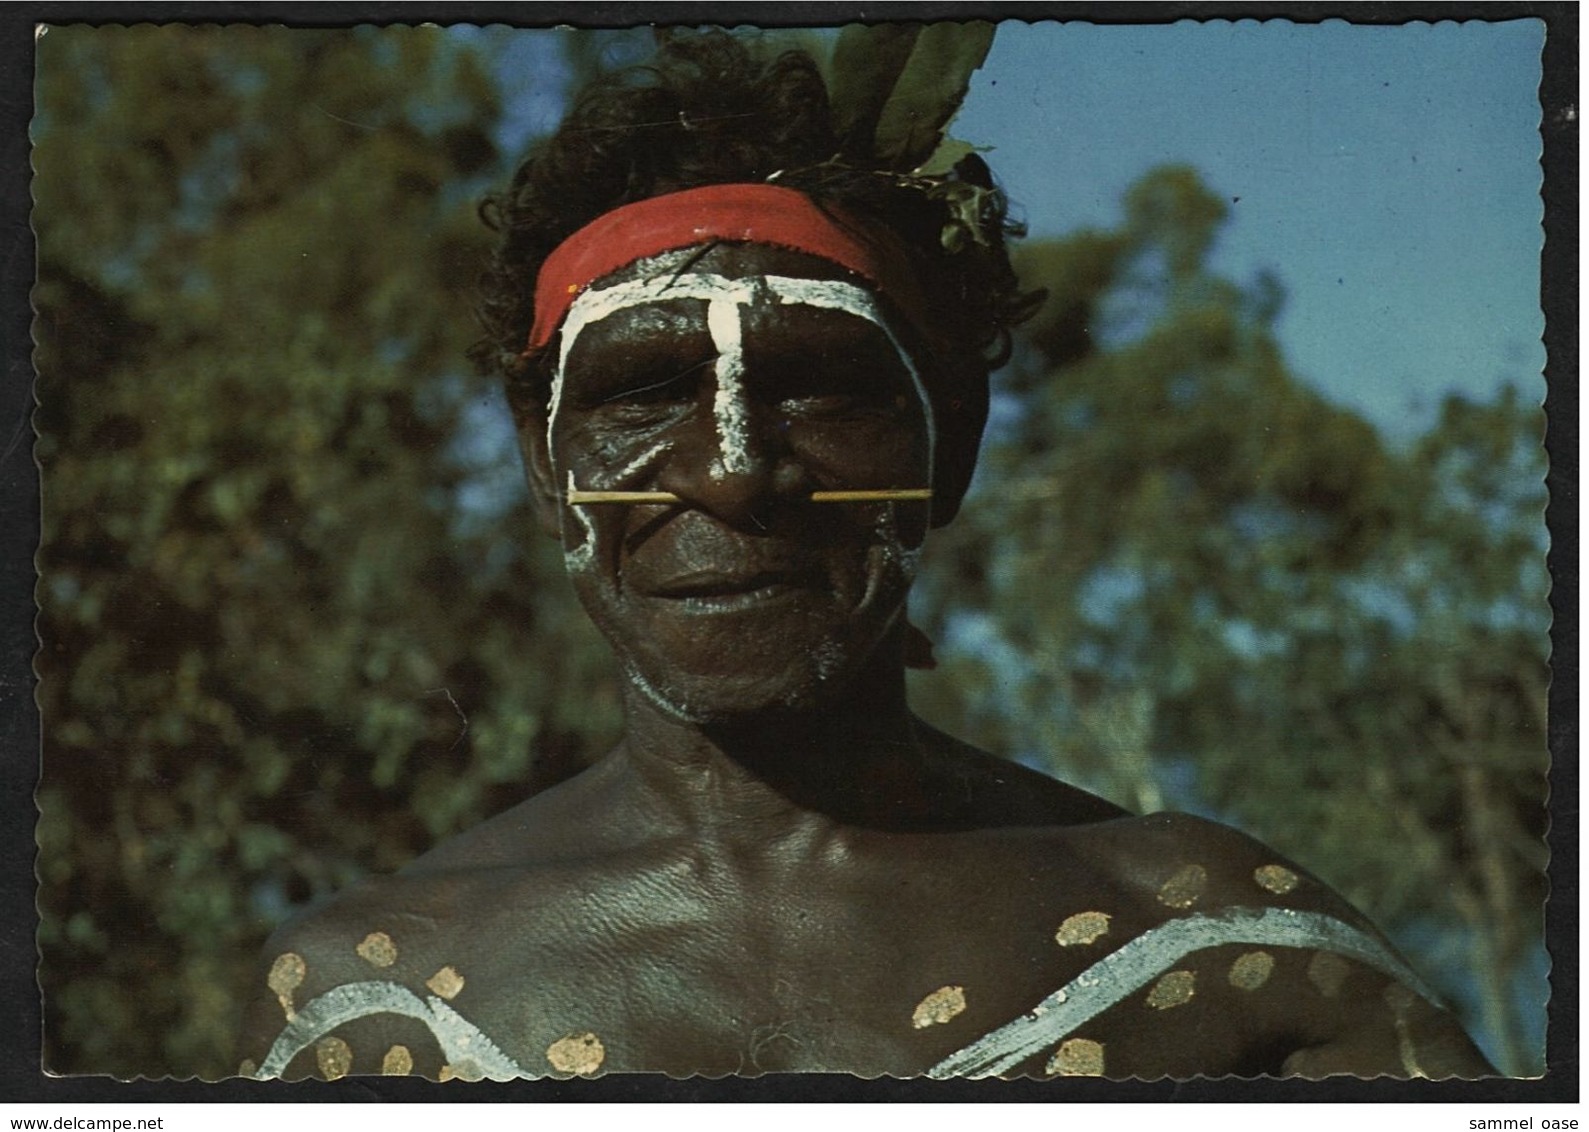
[561,471,598,573]
[559,438,674,572]
[549,271,936,482]
[705,290,754,479]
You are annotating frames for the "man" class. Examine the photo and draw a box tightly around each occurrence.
[240,32,1491,1081]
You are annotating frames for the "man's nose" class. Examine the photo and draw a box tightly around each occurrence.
[655,399,807,528]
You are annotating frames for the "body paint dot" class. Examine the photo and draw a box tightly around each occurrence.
[315,1036,352,1081]
[1157,864,1208,909]
[237,1058,257,1078]
[1055,911,1112,947]
[1254,864,1299,895]
[1145,969,1197,1009]
[267,952,306,1020]
[426,965,465,1000]
[911,984,968,1029]
[1228,950,1275,990]
[1307,951,1350,997]
[381,1045,413,1076]
[1047,1037,1106,1077]
[546,1032,606,1075]
[439,1061,484,1082]
[355,931,397,968]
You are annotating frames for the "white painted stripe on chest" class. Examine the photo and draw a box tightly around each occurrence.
[927,906,1437,1079]
[253,980,527,1081]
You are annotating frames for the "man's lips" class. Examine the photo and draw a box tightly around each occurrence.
[642,565,822,600]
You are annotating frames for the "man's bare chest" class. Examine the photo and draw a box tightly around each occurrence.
[342,847,1225,1077]
[253,820,1386,1080]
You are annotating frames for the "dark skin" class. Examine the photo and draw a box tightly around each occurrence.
[239,245,1493,1081]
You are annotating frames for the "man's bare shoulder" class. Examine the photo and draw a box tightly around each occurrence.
[235,867,487,1079]
[934,811,1495,1080]
[1038,809,1352,915]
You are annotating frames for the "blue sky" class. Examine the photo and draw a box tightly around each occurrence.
[954,19,1546,436]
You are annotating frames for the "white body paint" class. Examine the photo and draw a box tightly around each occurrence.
[927,906,1439,1079]
[562,472,598,572]
[252,907,1431,1080]
[706,292,753,478]
[254,980,526,1081]
[561,445,675,572]
[548,271,935,478]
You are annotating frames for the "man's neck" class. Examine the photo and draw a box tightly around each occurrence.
[609,651,956,833]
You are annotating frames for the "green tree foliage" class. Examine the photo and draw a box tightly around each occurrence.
[35,26,617,1078]
[910,166,1548,1075]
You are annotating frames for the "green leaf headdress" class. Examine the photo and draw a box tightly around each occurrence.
[828,21,996,175]
[807,22,1005,256]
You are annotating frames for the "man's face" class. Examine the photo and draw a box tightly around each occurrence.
[535,244,933,723]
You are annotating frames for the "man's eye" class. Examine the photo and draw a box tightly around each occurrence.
[779,390,911,420]
[779,393,860,417]
[582,361,710,411]
[607,380,693,406]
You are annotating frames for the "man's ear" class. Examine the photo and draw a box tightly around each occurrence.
[517,410,564,538]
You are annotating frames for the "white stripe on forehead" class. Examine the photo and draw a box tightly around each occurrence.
[706,296,752,478]
[546,272,935,471]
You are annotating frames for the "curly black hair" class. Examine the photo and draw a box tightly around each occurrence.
[474,31,1041,510]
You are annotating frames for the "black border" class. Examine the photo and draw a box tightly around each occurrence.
[2,0,1576,1105]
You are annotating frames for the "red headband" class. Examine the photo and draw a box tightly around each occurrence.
[525,184,931,356]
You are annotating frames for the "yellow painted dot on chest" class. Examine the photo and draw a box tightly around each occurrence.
[1253,864,1299,895]
[546,1032,606,1075]
[1307,951,1350,997]
[315,1036,352,1081]
[911,985,968,1029]
[1145,969,1196,1010]
[267,952,306,1019]
[426,965,465,1000]
[1047,1037,1106,1077]
[1157,864,1208,910]
[1055,911,1112,947]
[1228,950,1275,991]
[381,1044,413,1076]
[356,931,398,968]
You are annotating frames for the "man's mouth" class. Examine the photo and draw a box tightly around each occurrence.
[643,566,823,610]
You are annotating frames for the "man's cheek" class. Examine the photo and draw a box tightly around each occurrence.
[561,431,676,490]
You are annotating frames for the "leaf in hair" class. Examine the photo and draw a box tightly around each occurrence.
[829,23,923,159]
[871,22,996,171]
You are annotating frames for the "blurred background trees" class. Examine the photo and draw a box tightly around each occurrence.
[33,25,1548,1079]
